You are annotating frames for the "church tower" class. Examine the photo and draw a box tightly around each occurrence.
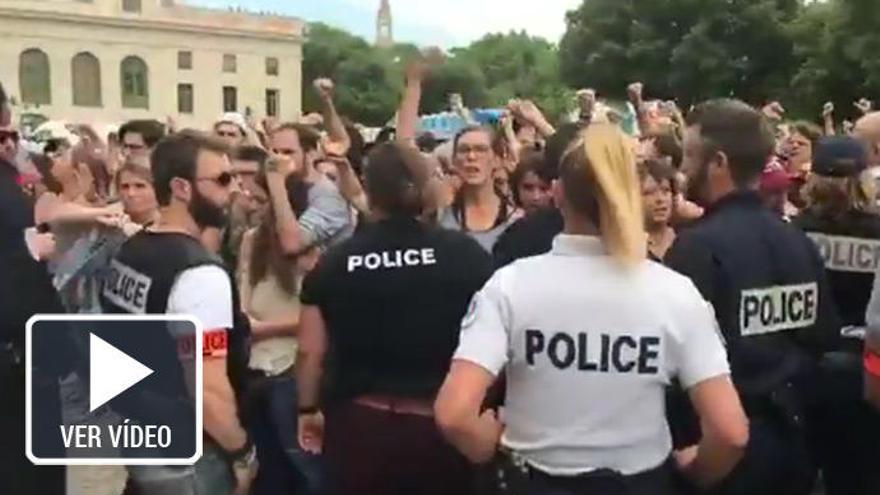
[376,0,393,48]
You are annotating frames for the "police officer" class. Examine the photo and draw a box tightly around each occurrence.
[100,131,256,494]
[295,142,493,495]
[435,124,748,495]
[791,136,880,495]
[0,81,70,495]
[665,99,841,495]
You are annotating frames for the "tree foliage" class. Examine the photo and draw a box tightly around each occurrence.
[301,24,568,126]
[302,1,880,127]
[559,0,880,119]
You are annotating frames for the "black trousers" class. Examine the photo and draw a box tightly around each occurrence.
[707,418,814,495]
[323,401,474,495]
[0,364,65,495]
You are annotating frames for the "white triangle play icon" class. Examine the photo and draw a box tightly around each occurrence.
[89,333,154,413]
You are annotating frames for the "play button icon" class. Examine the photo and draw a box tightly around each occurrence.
[89,333,154,413]
[26,315,202,465]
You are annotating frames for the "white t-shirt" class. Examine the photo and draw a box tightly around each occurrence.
[167,265,233,398]
[454,235,730,476]
[167,265,233,333]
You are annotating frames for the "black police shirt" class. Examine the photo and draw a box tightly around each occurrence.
[300,216,493,401]
[492,207,564,270]
[793,209,880,330]
[666,191,841,396]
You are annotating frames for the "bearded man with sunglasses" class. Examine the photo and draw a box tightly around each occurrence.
[101,130,257,495]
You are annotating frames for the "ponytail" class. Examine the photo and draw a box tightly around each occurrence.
[561,124,646,266]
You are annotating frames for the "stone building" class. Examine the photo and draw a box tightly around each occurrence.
[0,0,304,128]
[376,0,392,48]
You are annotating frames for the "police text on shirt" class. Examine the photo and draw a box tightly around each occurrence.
[524,329,661,375]
[806,233,880,274]
[103,260,151,314]
[740,282,818,337]
[347,248,436,272]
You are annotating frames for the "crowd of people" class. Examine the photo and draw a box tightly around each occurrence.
[1,55,880,495]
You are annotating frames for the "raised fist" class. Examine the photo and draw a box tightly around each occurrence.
[822,102,834,118]
[627,82,644,102]
[313,78,335,100]
[762,101,785,121]
[855,98,873,115]
[404,60,429,84]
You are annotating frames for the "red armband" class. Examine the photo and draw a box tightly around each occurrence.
[203,328,229,358]
[865,349,880,377]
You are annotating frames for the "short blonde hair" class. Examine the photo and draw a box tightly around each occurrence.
[560,124,646,266]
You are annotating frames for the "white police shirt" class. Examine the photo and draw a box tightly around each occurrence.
[454,235,730,476]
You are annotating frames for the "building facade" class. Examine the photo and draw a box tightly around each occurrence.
[0,0,304,128]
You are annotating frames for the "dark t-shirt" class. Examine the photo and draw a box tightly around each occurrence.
[301,216,493,401]
[492,207,564,269]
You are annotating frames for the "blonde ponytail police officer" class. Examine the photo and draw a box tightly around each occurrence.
[435,124,749,495]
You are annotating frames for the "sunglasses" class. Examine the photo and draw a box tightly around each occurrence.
[0,130,19,144]
[196,171,234,187]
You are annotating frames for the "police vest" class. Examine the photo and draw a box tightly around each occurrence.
[795,209,880,328]
[100,231,251,410]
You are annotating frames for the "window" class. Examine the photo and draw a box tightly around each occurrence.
[222,54,236,73]
[178,51,192,70]
[122,0,141,13]
[223,86,237,112]
[71,52,102,107]
[177,83,193,114]
[265,57,279,76]
[120,56,149,109]
[19,48,51,105]
[265,89,279,117]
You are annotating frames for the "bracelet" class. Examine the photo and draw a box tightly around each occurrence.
[298,406,320,415]
[224,436,253,463]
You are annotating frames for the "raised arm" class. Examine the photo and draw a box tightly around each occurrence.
[511,99,556,138]
[627,82,648,136]
[315,78,351,153]
[397,61,428,147]
[822,102,836,136]
[265,154,308,256]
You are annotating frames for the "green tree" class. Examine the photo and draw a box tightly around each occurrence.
[559,0,799,106]
[421,57,488,114]
[451,31,571,120]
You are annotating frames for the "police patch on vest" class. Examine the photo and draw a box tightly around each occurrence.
[740,282,818,337]
[807,233,880,274]
[102,260,152,314]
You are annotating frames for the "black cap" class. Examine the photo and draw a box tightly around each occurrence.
[813,136,867,177]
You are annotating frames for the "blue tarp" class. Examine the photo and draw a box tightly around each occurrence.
[417,109,504,140]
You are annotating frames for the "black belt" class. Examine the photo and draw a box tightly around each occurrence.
[497,450,678,495]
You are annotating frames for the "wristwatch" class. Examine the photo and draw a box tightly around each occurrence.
[226,437,257,470]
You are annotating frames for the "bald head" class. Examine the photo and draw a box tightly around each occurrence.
[855,112,880,166]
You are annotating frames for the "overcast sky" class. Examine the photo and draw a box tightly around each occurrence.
[188,0,582,47]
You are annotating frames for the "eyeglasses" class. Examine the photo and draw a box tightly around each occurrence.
[123,142,146,152]
[455,144,491,156]
[196,172,234,187]
[0,130,19,145]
